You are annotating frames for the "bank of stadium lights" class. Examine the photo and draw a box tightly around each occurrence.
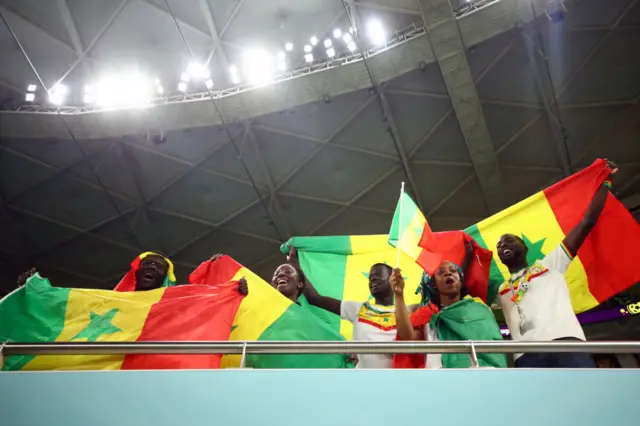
[367,19,387,46]
[25,84,36,102]
[310,36,318,46]
[229,64,240,84]
[285,42,293,52]
[242,49,275,86]
[333,28,342,39]
[88,73,152,108]
[154,78,164,95]
[49,83,68,105]
[184,61,213,90]
[343,32,357,52]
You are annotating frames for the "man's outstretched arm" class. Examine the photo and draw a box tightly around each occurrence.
[563,161,617,256]
[288,247,342,315]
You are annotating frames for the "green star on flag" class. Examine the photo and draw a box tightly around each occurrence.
[522,234,546,265]
[71,308,122,342]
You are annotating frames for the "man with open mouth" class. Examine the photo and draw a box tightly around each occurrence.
[495,161,618,368]
[114,252,177,292]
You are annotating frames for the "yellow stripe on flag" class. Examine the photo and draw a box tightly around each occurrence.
[23,287,164,371]
[398,211,426,261]
[220,267,292,368]
[340,236,423,339]
[476,191,597,312]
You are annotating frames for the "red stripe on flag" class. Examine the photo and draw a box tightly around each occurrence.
[544,159,640,303]
[121,284,243,370]
[189,256,243,285]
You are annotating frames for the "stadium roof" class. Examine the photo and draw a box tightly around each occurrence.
[0,0,639,293]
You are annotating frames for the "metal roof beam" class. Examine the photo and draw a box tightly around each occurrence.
[0,0,554,139]
[417,0,506,213]
[56,0,83,55]
[197,0,230,69]
[521,30,572,175]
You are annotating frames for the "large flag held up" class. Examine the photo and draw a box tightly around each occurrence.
[0,274,243,371]
[388,191,495,303]
[280,236,425,340]
[189,256,352,369]
[464,159,640,312]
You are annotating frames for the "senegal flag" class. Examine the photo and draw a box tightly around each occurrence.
[189,256,352,369]
[280,235,425,340]
[0,274,243,371]
[464,159,640,312]
[388,191,441,275]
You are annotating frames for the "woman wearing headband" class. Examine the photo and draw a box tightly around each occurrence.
[391,243,506,369]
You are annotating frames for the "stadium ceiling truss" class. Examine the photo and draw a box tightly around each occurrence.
[0,0,639,287]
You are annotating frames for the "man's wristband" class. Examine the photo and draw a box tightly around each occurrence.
[603,180,612,189]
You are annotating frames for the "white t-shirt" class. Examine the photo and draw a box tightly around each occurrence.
[424,324,443,369]
[341,301,396,369]
[498,244,586,356]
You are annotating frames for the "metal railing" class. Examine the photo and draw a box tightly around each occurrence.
[3,340,640,368]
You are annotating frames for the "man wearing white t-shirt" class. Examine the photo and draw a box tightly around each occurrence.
[496,162,617,368]
[301,261,397,369]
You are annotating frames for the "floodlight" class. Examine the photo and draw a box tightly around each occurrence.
[229,65,240,84]
[347,42,357,52]
[304,53,313,63]
[154,78,161,86]
[25,93,35,102]
[343,33,352,43]
[119,72,152,107]
[48,84,68,105]
[367,19,386,46]
[278,61,286,71]
[324,39,332,48]
[178,81,187,92]
[157,85,164,95]
[180,72,190,82]
[277,51,286,61]
[186,62,209,80]
[27,84,37,92]
[285,42,293,51]
[326,47,335,58]
[242,49,275,86]
[333,28,342,38]
[349,26,354,34]
[205,78,213,89]
[310,36,318,46]
[304,44,312,53]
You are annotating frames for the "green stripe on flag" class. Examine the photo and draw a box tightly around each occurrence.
[464,224,505,305]
[248,303,352,368]
[298,250,347,331]
[389,192,419,247]
[0,275,70,371]
[280,236,352,255]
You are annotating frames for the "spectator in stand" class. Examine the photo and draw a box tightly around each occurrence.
[271,262,305,303]
[288,247,397,368]
[495,161,618,368]
[114,252,176,291]
[392,242,506,369]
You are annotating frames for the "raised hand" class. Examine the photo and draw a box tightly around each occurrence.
[17,268,36,287]
[237,277,249,296]
[390,268,405,296]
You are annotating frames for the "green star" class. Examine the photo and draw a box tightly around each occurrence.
[71,308,122,342]
[231,325,238,332]
[521,234,546,265]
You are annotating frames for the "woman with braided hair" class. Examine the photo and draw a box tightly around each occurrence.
[391,242,506,369]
